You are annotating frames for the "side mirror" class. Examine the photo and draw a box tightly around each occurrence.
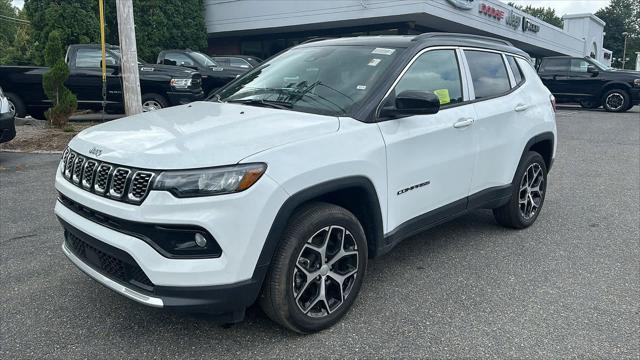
[380,90,441,118]
[587,65,599,75]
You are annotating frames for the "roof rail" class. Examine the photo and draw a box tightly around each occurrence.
[412,33,513,47]
[299,37,334,45]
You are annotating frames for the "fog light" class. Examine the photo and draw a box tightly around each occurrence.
[194,233,207,248]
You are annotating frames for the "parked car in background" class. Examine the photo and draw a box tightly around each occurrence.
[538,56,640,112]
[0,86,16,143]
[55,34,556,333]
[157,50,245,95]
[0,44,204,119]
[212,55,263,70]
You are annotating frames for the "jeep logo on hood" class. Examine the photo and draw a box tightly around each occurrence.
[89,147,103,157]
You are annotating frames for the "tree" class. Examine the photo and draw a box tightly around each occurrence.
[42,31,77,127]
[595,0,640,69]
[0,0,18,50]
[508,3,563,28]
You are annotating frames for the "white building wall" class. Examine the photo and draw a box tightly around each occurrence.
[562,13,607,63]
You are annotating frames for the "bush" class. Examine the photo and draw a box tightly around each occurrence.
[41,31,77,127]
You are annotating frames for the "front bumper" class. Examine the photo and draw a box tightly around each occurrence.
[0,111,16,143]
[166,89,204,106]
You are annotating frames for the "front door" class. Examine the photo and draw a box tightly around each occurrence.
[378,48,477,232]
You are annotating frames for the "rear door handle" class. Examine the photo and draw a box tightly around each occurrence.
[453,118,474,128]
[515,104,529,112]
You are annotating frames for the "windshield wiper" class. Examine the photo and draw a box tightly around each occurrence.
[226,98,292,110]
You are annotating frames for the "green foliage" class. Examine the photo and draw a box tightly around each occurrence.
[595,0,640,69]
[508,2,563,28]
[0,0,32,65]
[42,32,77,127]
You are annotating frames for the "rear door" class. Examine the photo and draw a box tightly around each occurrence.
[66,47,123,108]
[464,50,523,194]
[378,48,477,231]
[538,58,570,95]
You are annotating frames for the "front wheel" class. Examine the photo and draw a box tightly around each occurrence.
[260,202,367,333]
[5,92,26,118]
[602,89,630,112]
[493,151,548,229]
[141,93,168,112]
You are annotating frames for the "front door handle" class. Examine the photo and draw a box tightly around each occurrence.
[515,104,529,112]
[453,118,475,128]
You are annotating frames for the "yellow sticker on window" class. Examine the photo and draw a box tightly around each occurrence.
[433,89,450,105]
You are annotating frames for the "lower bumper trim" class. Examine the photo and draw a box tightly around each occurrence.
[62,242,164,308]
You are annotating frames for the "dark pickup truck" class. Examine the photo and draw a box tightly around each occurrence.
[538,56,640,112]
[157,49,246,96]
[0,44,204,119]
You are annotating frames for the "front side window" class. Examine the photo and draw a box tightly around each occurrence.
[75,48,117,68]
[230,58,251,68]
[190,52,218,67]
[570,59,590,73]
[217,45,402,116]
[506,55,525,86]
[465,50,510,99]
[394,49,463,106]
[163,52,194,67]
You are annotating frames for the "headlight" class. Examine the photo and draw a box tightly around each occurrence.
[153,163,267,197]
[170,78,192,89]
[634,79,640,87]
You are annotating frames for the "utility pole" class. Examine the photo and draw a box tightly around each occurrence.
[116,0,143,115]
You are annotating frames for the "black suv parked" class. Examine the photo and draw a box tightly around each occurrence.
[157,50,246,95]
[538,56,640,112]
[0,44,204,118]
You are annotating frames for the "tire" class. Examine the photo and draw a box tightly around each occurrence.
[602,89,630,112]
[259,202,368,333]
[579,99,600,109]
[29,109,47,120]
[5,92,26,118]
[493,151,548,229]
[141,93,168,112]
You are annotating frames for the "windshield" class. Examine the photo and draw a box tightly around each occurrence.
[588,58,612,70]
[216,45,402,116]
[191,51,219,67]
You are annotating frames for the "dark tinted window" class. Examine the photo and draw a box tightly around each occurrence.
[506,56,524,85]
[540,58,570,73]
[465,50,510,99]
[395,49,463,106]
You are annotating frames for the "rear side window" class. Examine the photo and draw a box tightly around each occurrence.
[394,49,463,106]
[506,56,524,86]
[465,50,510,99]
[539,58,569,73]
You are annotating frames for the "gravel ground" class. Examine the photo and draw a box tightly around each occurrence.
[1,106,638,358]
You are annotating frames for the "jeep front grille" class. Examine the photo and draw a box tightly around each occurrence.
[61,148,156,205]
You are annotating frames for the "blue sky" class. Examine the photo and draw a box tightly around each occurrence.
[11,0,611,16]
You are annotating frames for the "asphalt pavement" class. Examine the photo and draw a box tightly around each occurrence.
[1,106,639,358]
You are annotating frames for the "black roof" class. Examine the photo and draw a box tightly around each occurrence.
[298,33,529,58]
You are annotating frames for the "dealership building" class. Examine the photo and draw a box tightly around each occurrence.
[204,0,612,65]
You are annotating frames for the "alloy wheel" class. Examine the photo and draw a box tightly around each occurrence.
[292,225,358,318]
[519,163,544,220]
[142,100,162,112]
[7,99,16,117]
[605,92,624,111]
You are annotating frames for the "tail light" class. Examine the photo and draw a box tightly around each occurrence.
[549,94,557,112]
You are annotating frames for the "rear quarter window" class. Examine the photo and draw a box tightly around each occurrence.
[506,55,525,86]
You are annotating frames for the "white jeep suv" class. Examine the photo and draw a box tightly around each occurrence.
[55,34,557,333]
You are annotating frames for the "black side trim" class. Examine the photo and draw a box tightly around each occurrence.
[519,132,555,174]
[251,176,385,283]
[58,193,222,259]
[379,184,513,256]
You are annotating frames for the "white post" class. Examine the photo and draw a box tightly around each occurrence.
[116,0,143,115]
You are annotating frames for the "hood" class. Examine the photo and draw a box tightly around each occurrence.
[69,102,339,169]
[138,63,198,78]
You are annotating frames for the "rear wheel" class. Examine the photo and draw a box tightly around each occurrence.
[602,89,630,112]
[493,151,547,229]
[141,93,168,112]
[5,93,26,118]
[579,99,600,109]
[260,202,367,333]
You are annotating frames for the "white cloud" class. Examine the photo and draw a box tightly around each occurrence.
[500,0,611,17]
[11,0,24,9]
